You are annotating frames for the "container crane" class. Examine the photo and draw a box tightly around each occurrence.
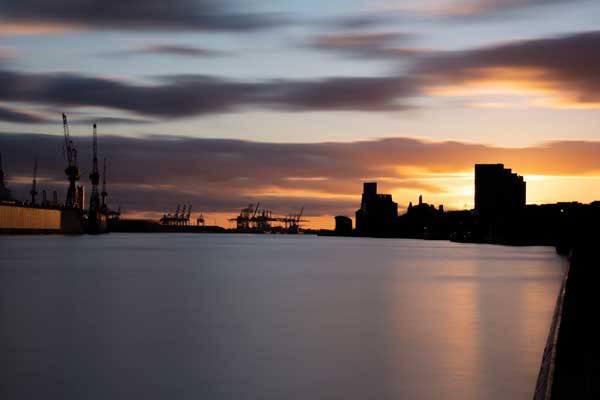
[180,205,187,225]
[100,158,108,214]
[62,113,80,208]
[296,206,304,224]
[197,212,205,226]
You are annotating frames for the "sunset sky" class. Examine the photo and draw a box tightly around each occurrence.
[1,0,599,228]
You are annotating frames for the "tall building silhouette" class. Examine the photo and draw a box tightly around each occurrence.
[355,182,398,236]
[475,164,525,213]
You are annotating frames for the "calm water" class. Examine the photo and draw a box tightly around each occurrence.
[0,234,566,400]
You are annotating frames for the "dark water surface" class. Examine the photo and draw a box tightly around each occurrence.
[0,234,566,399]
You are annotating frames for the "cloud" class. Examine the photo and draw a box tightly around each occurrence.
[309,32,424,59]
[0,46,16,60]
[0,105,50,124]
[0,0,281,33]
[416,31,600,107]
[104,44,227,58]
[70,117,153,126]
[3,133,600,222]
[0,70,418,117]
[0,31,597,121]
[258,76,416,111]
[437,0,578,17]
[372,0,581,18]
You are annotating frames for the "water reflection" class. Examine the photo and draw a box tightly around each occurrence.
[0,235,566,400]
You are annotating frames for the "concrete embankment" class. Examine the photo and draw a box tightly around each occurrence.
[0,203,84,234]
[534,244,600,399]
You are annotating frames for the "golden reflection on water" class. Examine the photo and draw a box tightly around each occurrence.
[387,245,565,400]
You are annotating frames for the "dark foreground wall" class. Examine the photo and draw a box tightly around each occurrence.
[533,265,568,400]
[547,245,600,399]
[534,237,600,399]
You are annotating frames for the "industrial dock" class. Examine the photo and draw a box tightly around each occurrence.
[1,116,310,235]
[0,114,118,234]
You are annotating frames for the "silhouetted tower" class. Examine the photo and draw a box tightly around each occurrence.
[89,124,100,213]
[30,156,38,205]
[62,114,80,208]
[100,158,108,213]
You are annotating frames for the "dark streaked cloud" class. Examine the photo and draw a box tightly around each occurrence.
[0,70,418,117]
[418,30,600,104]
[0,71,259,117]
[0,106,50,124]
[104,44,227,58]
[0,0,282,32]
[70,117,153,126]
[259,76,416,111]
[0,31,596,121]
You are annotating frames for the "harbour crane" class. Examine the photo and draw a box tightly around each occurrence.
[296,206,304,224]
[62,113,80,208]
[30,156,38,204]
[89,124,100,214]
[180,205,187,225]
[100,158,108,214]
[197,212,205,226]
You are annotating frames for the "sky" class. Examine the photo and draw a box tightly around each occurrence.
[0,0,599,228]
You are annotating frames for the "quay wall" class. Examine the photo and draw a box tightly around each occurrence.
[0,204,84,234]
[534,242,600,399]
[533,265,569,399]
[0,204,61,233]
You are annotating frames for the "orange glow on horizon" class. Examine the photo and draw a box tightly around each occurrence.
[426,67,600,109]
[117,173,600,229]
[0,23,81,36]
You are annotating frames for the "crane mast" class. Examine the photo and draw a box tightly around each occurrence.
[100,158,108,213]
[30,156,38,204]
[62,113,80,208]
[89,123,100,213]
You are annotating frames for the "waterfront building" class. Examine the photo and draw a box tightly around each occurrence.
[355,182,398,236]
[475,163,525,213]
[399,194,446,239]
[334,215,352,236]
